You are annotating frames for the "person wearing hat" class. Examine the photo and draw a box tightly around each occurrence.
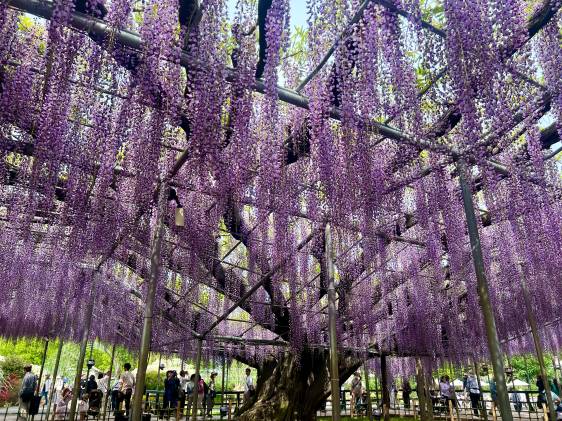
[18,365,37,420]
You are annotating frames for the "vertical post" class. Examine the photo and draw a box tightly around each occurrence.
[519,266,556,420]
[221,353,226,411]
[415,358,433,421]
[325,223,340,421]
[381,355,390,421]
[363,360,374,421]
[131,187,167,421]
[155,354,162,408]
[31,339,49,421]
[191,339,203,421]
[68,270,97,421]
[457,160,513,421]
[102,343,116,421]
[45,339,64,421]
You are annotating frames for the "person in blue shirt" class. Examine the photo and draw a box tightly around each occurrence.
[465,371,481,416]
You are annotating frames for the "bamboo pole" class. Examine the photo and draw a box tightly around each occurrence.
[44,339,63,421]
[131,188,167,421]
[363,361,374,421]
[31,339,49,421]
[68,270,98,421]
[457,160,513,421]
[325,224,341,421]
[191,339,203,421]
[381,355,390,421]
[102,343,116,421]
[519,265,556,420]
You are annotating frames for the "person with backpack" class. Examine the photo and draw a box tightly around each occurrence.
[18,365,37,420]
[119,363,135,417]
[185,374,196,417]
[465,371,481,416]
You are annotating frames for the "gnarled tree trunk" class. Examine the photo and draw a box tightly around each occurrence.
[237,348,361,421]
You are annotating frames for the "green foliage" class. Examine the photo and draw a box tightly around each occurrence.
[509,354,555,384]
[144,371,161,391]
[0,355,26,377]
[0,338,136,378]
[0,337,46,365]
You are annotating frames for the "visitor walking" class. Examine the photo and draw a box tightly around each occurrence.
[350,372,362,416]
[489,379,497,415]
[111,379,122,413]
[120,363,135,416]
[98,372,108,395]
[448,380,458,409]
[86,374,98,393]
[510,387,523,415]
[553,379,561,397]
[18,365,37,420]
[465,371,481,416]
[206,372,217,417]
[402,379,412,409]
[537,375,547,408]
[439,375,452,407]
[178,370,188,416]
[197,375,205,415]
[41,374,52,406]
[163,370,180,417]
[185,374,196,416]
[243,368,254,404]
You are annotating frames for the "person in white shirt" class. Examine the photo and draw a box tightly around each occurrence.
[243,368,254,404]
[119,363,135,416]
[179,370,188,416]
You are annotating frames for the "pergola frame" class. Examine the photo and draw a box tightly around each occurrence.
[2,0,561,420]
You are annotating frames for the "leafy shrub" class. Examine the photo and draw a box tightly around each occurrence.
[0,356,26,377]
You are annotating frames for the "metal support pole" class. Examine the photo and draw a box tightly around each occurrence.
[381,355,390,421]
[45,339,64,421]
[221,353,226,409]
[102,343,116,421]
[363,360,374,421]
[69,270,97,421]
[131,188,167,421]
[156,354,162,407]
[32,339,49,421]
[325,223,341,421]
[457,160,513,421]
[86,341,94,380]
[519,266,556,420]
[36,339,49,395]
[191,339,203,421]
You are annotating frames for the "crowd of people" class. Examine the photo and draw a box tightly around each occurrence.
[18,363,256,420]
[345,370,562,419]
